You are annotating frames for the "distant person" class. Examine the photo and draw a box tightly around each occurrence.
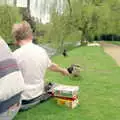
[0,37,24,120]
[12,21,69,110]
[62,49,68,57]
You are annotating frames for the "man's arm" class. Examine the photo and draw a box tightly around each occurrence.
[48,63,69,76]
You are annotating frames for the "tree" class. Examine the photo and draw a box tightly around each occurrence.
[49,0,120,50]
[50,9,77,51]
[52,0,101,44]
[0,5,22,43]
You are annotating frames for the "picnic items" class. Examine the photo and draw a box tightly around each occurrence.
[67,64,80,77]
[53,85,79,99]
[49,84,79,109]
[56,97,79,109]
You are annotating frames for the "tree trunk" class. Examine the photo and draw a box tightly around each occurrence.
[13,0,17,6]
[59,38,64,53]
[58,35,65,53]
[112,35,114,41]
[81,30,88,46]
[27,0,30,12]
[67,0,72,16]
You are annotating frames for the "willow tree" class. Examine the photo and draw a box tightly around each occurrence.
[51,0,102,45]
[50,0,120,49]
[0,6,22,43]
[95,0,120,40]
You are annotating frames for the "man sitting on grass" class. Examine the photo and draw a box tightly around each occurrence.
[0,37,24,120]
[12,21,69,110]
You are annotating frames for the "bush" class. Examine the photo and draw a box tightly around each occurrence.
[0,5,22,43]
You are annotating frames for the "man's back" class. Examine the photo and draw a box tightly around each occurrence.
[13,43,51,100]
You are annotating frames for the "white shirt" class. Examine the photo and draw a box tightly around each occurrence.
[13,42,52,100]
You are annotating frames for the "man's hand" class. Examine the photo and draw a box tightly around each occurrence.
[60,68,69,76]
[48,63,69,76]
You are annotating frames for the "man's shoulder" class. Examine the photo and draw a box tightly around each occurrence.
[33,44,46,53]
[13,43,47,57]
[13,47,23,58]
[13,47,21,53]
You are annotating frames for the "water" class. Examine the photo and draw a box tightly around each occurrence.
[0,0,65,24]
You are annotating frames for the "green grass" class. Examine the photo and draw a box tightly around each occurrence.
[14,46,120,120]
[107,41,120,46]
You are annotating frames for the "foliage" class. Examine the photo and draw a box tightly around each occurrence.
[49,0,120,48]
[34,23,53,44]
[96,0,120,35]
[0,5,22,43]
[49,10,77,51]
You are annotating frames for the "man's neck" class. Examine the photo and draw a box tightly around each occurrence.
[19,39,32,47]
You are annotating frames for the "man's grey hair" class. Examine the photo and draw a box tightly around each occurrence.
[12,21,33,41]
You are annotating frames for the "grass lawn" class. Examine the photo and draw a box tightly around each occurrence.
[14,46,120,120]
[107,41,120,46]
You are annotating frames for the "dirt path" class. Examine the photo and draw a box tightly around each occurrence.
[100,41,120,66]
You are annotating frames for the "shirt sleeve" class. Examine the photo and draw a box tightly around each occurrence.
[44,50,52,68]
[47,54,52,68]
